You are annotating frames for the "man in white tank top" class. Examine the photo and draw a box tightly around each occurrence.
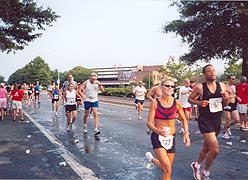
[81,73,104,135]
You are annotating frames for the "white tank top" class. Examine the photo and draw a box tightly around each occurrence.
[84,80,99,102]
[65,90,76,105]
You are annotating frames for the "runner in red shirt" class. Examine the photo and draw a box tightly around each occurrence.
[236,76,248,130]
[10,84,24,121]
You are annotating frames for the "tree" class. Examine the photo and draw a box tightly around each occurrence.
[142,74,154,90]
[67,66,92,83]
[164,1,248,78]
[221,58,242,82]
[0,0,59,53]
[8,56,52,85]
[159,56,194,85]
[0,75,5,83]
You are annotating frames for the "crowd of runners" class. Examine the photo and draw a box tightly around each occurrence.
[0,64,247,180]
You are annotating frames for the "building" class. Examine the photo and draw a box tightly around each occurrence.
[91,65,164,88]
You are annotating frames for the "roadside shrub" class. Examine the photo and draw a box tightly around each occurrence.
[99,88,134,98]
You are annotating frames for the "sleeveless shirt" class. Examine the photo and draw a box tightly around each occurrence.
[65,90,76,105]
[199,82,223,119]
[154,98,177,120]
[84,80,99,102]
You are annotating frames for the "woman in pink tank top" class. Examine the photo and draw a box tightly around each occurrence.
[0,83,8,120]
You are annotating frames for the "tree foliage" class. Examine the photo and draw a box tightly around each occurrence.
[142,74,154,90]
[160,56,194,85]
[164,1,248,78]
[8,56,52,85]
[0,75,5,83]
[221,58,242,82]
[0,0,59,53]
[67,66,92,84]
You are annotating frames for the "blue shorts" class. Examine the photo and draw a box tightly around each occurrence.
[84,101,99,110]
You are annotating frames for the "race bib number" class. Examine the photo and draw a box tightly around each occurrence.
[158,135,174,150]
[209,97,223,113]
[54,95,59,99]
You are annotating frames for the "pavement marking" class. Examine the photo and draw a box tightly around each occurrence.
[23,110,100,180]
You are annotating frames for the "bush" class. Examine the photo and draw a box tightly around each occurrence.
[99,88,134,98]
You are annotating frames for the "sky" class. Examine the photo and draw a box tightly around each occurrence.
[0,0,224,80]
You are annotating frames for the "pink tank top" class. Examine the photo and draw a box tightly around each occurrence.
[0,88,7,98]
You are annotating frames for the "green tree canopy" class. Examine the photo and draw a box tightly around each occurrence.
[164,1,248,78]
[0,0,59,53]
[142,74,154,90]
[221,58,242,82]
[8,56,52,85]
[67,66,92,84]
[160,56,194,85]
[0,75,5,83]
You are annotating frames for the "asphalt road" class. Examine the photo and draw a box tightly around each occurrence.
[1,92,247,180]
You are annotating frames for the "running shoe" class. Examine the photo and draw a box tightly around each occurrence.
[138,116,142,120]
[144,152,154,169]
[71,123,75,130]
[67,126,70,132]
[221,133,230,140]
[191,162,201,180]
[83,125,88,133]
[226,128,232,135]
[201,170,212,180]
[94,128,101,136]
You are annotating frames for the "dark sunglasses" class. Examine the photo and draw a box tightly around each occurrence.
[163,84,175,88]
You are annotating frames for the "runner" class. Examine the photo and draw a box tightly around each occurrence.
[81,73,104,135]
[145,77,190,180]
[178,78,192,134]
[146,83,162,101]
[146,83,162,135]
[0,83,8,120]
[34,81,41,103]
[188,64,229,180]
[10,84,24,121]
[190,80,198,121]
[133,81,147,120]
[236,76,248,131]
[62,83,81,132]
[50,84,61,116]
[62,74,78,91]
[222,75,240,139]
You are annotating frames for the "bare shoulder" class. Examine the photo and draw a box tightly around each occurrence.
[219,82,227,90]
[194,83,203,92]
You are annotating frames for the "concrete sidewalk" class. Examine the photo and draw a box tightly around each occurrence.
[0,114,80,179]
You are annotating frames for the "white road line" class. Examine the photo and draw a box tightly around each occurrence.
[23,110,100,180]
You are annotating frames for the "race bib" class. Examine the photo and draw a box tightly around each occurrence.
[54,95,59,99]
[158,135,174,150]
[209,97,223,113]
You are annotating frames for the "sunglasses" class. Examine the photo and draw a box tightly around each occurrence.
[163,84,175,88]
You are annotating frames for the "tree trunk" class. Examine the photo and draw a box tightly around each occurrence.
[242,52,248,79]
